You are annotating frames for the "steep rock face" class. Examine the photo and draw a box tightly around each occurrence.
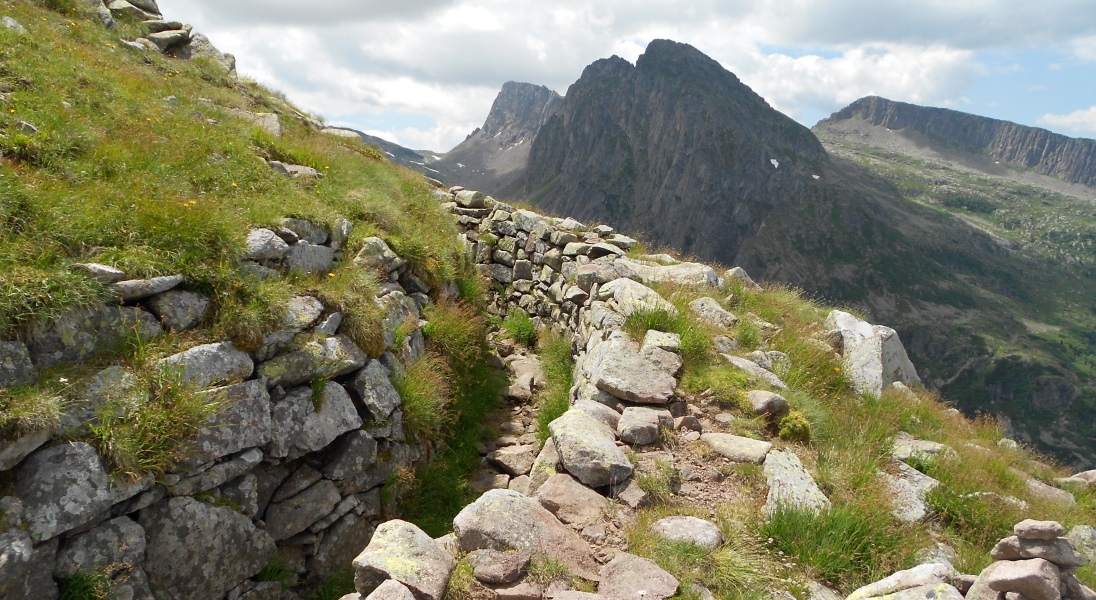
[517,40,827,261]
[821,96,1096,187]
[434,82,562,194]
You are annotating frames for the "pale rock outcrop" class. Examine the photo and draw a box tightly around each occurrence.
[353,519,457,600]
[826,310,920,397]
[650,516,723,550]
[586,331,677,404]
[763,449,829,516]
[594,278,678,317]
[599,552,679,600]
[689,297,738,329]
[847,563,960,600]
[258,335,367,389]
[614,257,719,287]
[699,433,772,463]
[159,342,253,388]
[549,409,633,487]
[617,407,673,445]
[880,461,939,523]
[267,384,363,459]
[16,442,125,541]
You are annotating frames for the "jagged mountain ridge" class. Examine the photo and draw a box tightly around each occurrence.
[430,81,562,195]
[824,96,1096,187]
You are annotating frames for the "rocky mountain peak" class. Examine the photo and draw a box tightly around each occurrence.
[480,81,562,139]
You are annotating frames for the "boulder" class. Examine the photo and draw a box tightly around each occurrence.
[847,563,959,600]
[456,190,486,209]
[642,330,682,352]
[377,292,420,349]
[73,263,127,283]
[984,558,1060,600]
[614,257,719,287]
[258,335,367,389]
[535,473,608,525]
[0,340,37,387]
[2,16,28,34]
[63,365,147,428]
[26,304,158,368]
[549,409,633,487]
[825,310,920,397]
[527,438,561,495]
[54,516,152,600]
[140,496,275,600]
[0,428,52,471]
[188,380,272,461]
[146,289,210,331]
[991,536,1087,567]
[763,449,829,516]
[265,479,342,542]
[309,512,376,581]
[689,297,738,329]
[110,274,185,302]
[287,241,335,274]
[1015,520,1066,541]
[253,295,326,362]
[722,355,787,390]
[355,237,406,273]
[650,516,723,550]
[147,28,189,51]
[349,361,402,421]
[221,473,260,517]
[617,407,673,445]
[488,445,538,477]
[599,552,679,600]
[452,489,600,581]
[176,33,237,75]
[246,228,290,261]
[353,519,456,600]
[169,447,263,497]
[0,530,58,599]
[270,161,322,179]
[267,383,363,459]
[892,432,950,462]
[589,332,677,404]
[159,342,253,388]
[282,219,328,245]
[323,430,379,482]
[1069,526,1096,563]
[594,278,678,318]
[748,390,790,419]
[16,442,118,541]
[880,461,939,523]
[573,400,622,431]
[725,267,762,291]
[699,433,772,463]
[468,549,531,584]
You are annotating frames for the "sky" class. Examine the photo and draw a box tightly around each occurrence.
[159,0,1096,153]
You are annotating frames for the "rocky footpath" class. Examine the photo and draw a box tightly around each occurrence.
[0,213,441,599]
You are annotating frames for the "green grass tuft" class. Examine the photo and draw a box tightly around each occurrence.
[502,309,537,347]
[536,331,573,440]
[394,352,453,443]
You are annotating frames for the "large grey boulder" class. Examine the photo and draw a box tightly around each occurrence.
[54,516,152,600]
[452,489,600,581]
[991,535,1087,567]
[699,433,772,463]
[160,342,253,388]
[1015,520,1066,540]
[588,331,677,404]
[349,361,402,422]
[140,496,275,600]
[355,237,406,273]
[763,449,830,516]
[983,558,1060,600]
[353,519,456,600]
[246,228,290,261]
[110,274,185,302]
[748,390,790,419]
[308,512,376,580]
[287,241,335,274]
[146,289,210,331]
[188,380,272,461]
[599,552,679,600]
[847,562,959,600]
[535,473,608,525]
[549,409,633,487]
[880,461,939,523]
[377,292,420,349]
[826,310,920,397]
[267,383,363,459]
[0,340,37,387]
[16,442,118,541]
[617,407,673,445]
[26,304,159,368]
[614,257,719,288]
[689,297,738,329]
[892,432,950,462]
[0,530,58,599]
[595,278,677,317]
[2,16,28,34]
[258,335,367,389]
[265,479,342,542]
[650,516,723,551]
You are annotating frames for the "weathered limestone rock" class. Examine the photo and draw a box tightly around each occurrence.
[74,262,126,283]
[452,489,600,581]
[63,365,147,429]
[722,355,787,390]
[377,291,420,349]
[847,563,959,600]
[1015,520,1066,541]
[488,445,538,477]
[160,342,254,388]
[140,496,275,600]
[349,361,402,422]
[189,380,272,461]
[353,519,456,600]
[880,461,939,523]
[689,297,738,329]
[16,442,118,541]
[984,558,1060,600]
[324,430,379,482]
[599,552,679,600]
[991,535,1087,567]
[892,432,950,462]
[147,289,210,331]
[246,228,291,261]
[748,390,790,419]
[267,383,363,459]
[1,16,28,35]
[170,447,263,496]
[468,549,531,584]
[763,449,830,516]
[535,473,608,525]
[265,479,342,541]
[456,190,486,208]
[651,516,723,550]
[287,241,335,274]
[258,335,367,389]
[177,33,237,75]
[111,274,184,302]
[617,407,673,445]
[826,310,920,397]
[549,409,633,487]
[589,332,677,404]
[0,428,52,471]
[699,433,772,463]
[595,278,678,317]
[147,28,189,51]
[0,340,37,387]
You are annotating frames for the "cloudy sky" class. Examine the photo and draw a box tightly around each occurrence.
[160,0,1096,152]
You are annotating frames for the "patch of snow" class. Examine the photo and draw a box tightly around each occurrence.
[812,175,820,180]
[385,151,395,158]
[771,159,780,169]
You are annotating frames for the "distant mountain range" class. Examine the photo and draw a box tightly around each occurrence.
[356,41,1096,466]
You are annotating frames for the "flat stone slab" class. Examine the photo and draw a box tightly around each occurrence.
[991,535,1086,567]
[353,519,456,600]
[763,449,830,516]
[159,342,254,389]
[700,433,772,463]
[722,355,787,390]
[984,558,1061,600]
[618,407,673,445]
[892,432,950,462]
[589,332,677,404]
[258,335,367,389]
[188,380,272,461]
[880,461,939,523]
[16,442,117,541]
[594,278,678,318]
[536,473,608,525]
[651,516,723,550]
[598,552,679,600]
[848,562,958,600]
[265,479,342,542]
[549,409,633,487]
[1015,520,1065,540]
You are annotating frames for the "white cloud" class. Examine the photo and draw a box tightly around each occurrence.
[157,0,1096,150]
[1038,107,1096,134]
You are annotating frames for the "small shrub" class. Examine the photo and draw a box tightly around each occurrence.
[502,310,537,347]
[779,411,812,443]
[394,352,453,443]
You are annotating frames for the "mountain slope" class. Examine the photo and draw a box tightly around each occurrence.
[430,81,562,195]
